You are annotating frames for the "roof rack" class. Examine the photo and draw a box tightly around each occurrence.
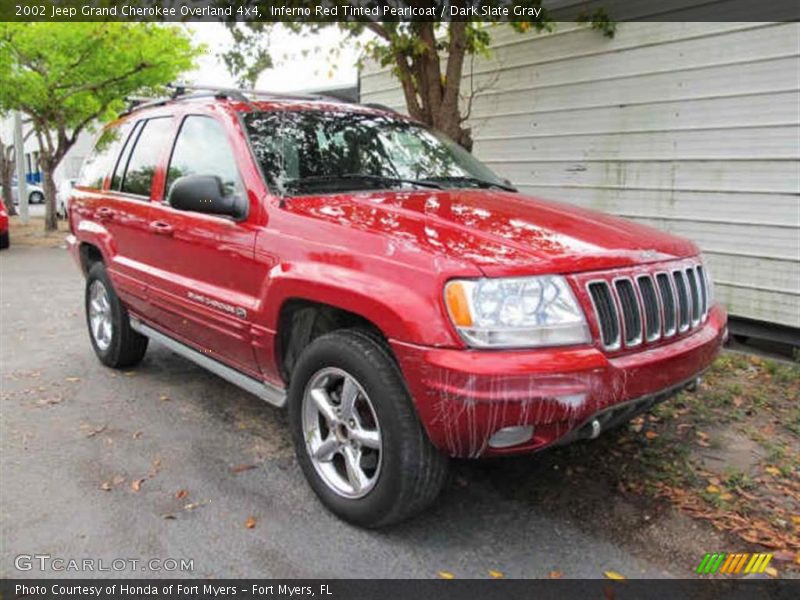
[168,83,338,103]
[120,83,347,116]
[121,83,401,119]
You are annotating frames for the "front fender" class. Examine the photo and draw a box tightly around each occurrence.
[261,260,458,347]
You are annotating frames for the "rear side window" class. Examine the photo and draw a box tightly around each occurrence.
[119,117,173,197]
[166,116,241,199]
[78,123,133,189]
[110,120,143,191]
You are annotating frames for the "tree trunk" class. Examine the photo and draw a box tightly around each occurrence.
[41,161,58,232]
[1,160,17,217]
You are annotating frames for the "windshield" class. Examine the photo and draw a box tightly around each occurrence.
[242,110,513,196]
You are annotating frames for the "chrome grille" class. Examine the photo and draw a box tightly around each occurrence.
[587,281,620,349]
[637,275,661,342]
[614,278,642,346]
[655,272,677,337]
[673,270,690,332]
[696,265,709,321]
[685,267,701,326]
[586,261,709,351]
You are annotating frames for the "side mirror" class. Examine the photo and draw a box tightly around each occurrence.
[167,175,246,219]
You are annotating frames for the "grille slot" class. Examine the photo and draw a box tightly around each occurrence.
[586,262,707,351]
[588,281,620,349]
[614,278,642,346]
[637,275,661,341]
[696,265,708,320]
[685,268,701,326]
[673,270,690,331]
[656,272,677,336]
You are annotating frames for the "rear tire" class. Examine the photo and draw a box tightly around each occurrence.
[85,262,148,368]
[288,329,448,528]
[0,231,8,250]
[29,191,43,204]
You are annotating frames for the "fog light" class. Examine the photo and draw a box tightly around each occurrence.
[488,425,534,449]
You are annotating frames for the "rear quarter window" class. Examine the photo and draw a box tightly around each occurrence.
[78,123,133,190]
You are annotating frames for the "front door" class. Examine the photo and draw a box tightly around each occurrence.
[143,114,263,376]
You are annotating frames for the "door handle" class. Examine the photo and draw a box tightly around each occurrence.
[149,220,174,236]
[94,207,115,221]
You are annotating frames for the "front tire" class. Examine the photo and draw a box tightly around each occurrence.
[288,330,448,528]
[0,231,8,250]
[85,262,148,368]
[29,191,43,204]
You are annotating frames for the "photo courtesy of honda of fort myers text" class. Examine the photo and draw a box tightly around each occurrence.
[0,0,799,598]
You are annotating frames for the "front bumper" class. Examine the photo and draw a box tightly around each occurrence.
[391,305,727,457]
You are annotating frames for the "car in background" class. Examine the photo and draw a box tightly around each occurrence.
[57,179,77,218]
[0,202,9,249]
[1,180,45,205]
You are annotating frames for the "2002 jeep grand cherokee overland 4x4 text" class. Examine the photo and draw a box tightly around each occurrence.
[66,89,727,527]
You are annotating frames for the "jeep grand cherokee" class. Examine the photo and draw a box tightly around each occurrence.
[66,88,727,527]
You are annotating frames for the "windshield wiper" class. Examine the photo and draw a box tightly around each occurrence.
[284,173,443,194]
[421,176,517,192]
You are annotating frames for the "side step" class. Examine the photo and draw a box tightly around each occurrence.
[130,317,286,408]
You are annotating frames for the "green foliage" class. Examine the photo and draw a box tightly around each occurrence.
[577,8,617,39]
[0,22,201,151]
[0,22,201,230]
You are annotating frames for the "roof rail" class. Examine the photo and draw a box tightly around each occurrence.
[120,83,351,117]
[362,102,398,113]
[168,83,343,104]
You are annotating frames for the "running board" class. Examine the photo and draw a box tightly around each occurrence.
[130,317,286,408]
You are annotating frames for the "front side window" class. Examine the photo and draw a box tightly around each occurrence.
[119,117,173,197]
[166,116,241,199]
[78,122,133,189]
[242,110,512,196]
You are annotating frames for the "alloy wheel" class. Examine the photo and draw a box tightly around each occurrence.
[301,367,383,499]
[88,280,113,351]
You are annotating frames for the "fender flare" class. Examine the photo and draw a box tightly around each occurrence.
[261,261,457,347]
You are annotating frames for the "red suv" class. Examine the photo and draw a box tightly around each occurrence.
[66,88,727,527]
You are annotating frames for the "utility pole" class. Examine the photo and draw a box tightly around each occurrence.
[13,111,28,224]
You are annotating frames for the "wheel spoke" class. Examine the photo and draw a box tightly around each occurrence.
[343,446,368,493]
[310,388,338,424]
[313,436,339,462]
[91,318,102,340]
[350,427,381,450]
[340,376,358,419]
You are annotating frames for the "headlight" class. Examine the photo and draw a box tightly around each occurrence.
[444,275,590,348]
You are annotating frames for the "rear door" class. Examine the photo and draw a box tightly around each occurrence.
[99,117,175,316]
[143,114,263,376]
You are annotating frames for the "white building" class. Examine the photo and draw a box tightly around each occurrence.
[0,114,94,189]
[359,22,800,342]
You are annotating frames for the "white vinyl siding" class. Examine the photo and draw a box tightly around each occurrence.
[360,21,800,329]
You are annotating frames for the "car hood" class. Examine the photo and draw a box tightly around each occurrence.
[283,189,699,276]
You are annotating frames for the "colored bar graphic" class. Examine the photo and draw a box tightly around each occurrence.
[722,554,740,574]
[734,553,749,573]
[698,552,774,575]
[759,554,772,573]
[696,554,711,574]
[710,553,725,574]
[720,553,736,573]
[744,554,760,574]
